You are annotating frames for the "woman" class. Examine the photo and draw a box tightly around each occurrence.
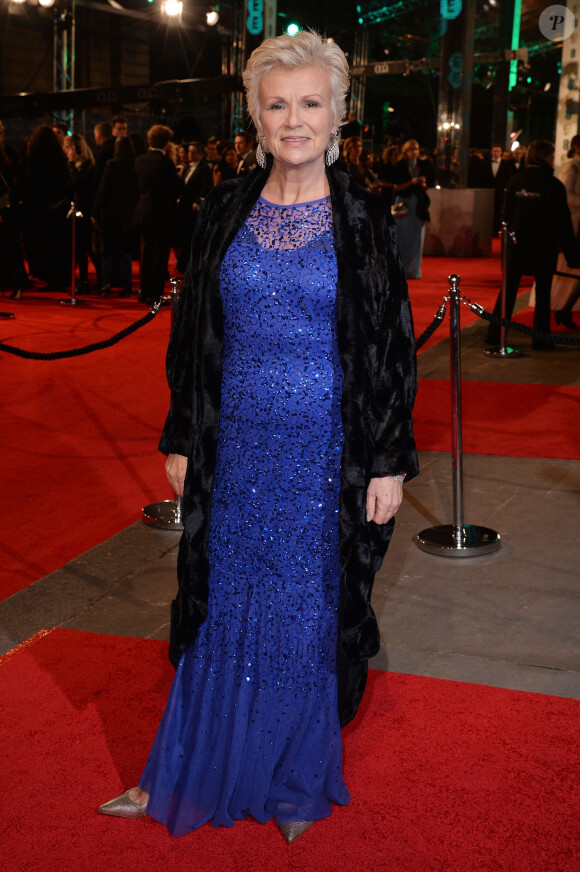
[64,133,96,293]
[377,144,400,198]
[213,143,239,185]
[22,124,71,288]
[92,136,139,298]
[485,140,580,350]
[99,32,418,843]
[550,134,580,327]
[341,135,366,186]
[393,139,431,279]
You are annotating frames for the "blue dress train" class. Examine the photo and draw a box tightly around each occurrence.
[139,195,350,837]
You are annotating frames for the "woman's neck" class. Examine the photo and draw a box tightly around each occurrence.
[261,159,330,205]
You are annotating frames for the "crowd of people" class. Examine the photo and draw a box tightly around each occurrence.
[0,117,260,302]
[0,114,579,329]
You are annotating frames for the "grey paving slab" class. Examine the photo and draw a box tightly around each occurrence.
[418,290,580,385]
[0,523,179,655]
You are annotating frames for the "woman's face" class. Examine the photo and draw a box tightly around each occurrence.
[405,143,419,161]
[224,147,238,168]
[258,64,335,170]
[63,142,76,162]
[178,146,188,164]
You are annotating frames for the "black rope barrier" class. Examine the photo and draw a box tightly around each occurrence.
[414,304,447,350]
[0,302,162,360]
[465,301,580,347]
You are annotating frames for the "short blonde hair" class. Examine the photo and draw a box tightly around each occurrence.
[243,31,349,133]
[400,139,419,159]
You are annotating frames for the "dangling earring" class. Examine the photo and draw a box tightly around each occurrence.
[326,132,340,166]
[256,135,267,169]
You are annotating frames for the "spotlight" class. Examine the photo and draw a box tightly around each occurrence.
[286,23,300,36]
[206,8,219,26]
[544,82,551,92]
[511,140,520,151]
[10,0,27,5]
[39,0,56,6]
[163,0,182,16]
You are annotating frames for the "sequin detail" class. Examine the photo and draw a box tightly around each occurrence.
[140,196,349,837]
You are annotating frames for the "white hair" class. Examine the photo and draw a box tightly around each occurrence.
[242,31,350,133]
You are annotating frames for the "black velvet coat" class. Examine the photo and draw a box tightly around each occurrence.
[158,159,419,727]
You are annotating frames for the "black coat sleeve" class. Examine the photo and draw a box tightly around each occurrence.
[158,192,215,456]
[368,208,419,481]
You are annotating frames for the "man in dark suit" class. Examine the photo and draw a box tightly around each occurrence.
[175,141,213,272]
[134,124,182,304]
[234,130,256,176]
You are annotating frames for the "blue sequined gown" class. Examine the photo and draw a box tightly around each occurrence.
[140,196,350,837]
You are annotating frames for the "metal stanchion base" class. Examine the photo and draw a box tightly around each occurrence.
[0,312,15,319]
[416,524,501,557]
[483,346,523,358]
[60,297,89,306]
[142,499,183,531]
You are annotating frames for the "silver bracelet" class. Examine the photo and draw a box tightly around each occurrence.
[389,473,406,483]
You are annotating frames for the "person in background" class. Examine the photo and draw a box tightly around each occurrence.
[64,133,96,294]
[175,140,212,272]
[393,138,431,279]
[550,134,580,327]
[235,130,256,175]
[52,123,68,149]
[92,136,140,298]
[377,144,400,198]
[0,119,28,299]
[134,124,182,304]
[205,136,219,170]
[341,136,365,185]
[22,124,71,290]
[485,139,580,349]
[176,143,189,176]
[213,143,239,185]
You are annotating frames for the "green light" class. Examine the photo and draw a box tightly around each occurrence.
[287,23,300,36]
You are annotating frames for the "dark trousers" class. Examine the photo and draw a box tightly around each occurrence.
[486,270,553,345]
[102,237,132,291]
[140,223,170,301]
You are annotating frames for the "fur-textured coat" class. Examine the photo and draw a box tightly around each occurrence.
[159,159,419,727]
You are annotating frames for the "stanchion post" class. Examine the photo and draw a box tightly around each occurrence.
[142,276,184,531]
[60,201,88,307]
[417,274,501,557]
[483,222,521,358]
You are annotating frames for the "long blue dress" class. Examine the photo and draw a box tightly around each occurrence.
[139,195,350,837]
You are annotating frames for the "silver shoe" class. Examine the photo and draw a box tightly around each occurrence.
[98,787,148,818]
[278,820,314,844]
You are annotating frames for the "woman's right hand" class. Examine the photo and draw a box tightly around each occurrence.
[166,453,188,496]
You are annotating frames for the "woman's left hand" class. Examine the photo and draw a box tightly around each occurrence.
[366,476,403,524]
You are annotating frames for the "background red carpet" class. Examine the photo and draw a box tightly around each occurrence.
[0,245,570,600]
[1,295,171,598]
[1,629,577,872]
[414,379,580,460]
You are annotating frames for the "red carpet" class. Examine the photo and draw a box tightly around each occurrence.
[1,628,577,872]
[0,294,171,599]
[415,379,580,460]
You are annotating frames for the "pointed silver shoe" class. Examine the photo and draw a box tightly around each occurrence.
[98,787,148,818]
[279,820,314,844]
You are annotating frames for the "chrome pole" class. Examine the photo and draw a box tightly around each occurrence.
[483,221,521,358]
[417,274,501,557]
[142,276,184,531]
[60,201,88,306]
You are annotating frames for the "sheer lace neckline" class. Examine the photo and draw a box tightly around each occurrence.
[244,196,334,251]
